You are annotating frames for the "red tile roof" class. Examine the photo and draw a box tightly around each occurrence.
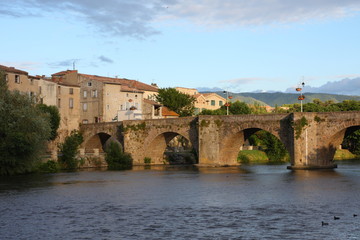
[0,65,28,75]
[162,107,179,117]
[143,99,162,106]
[79,73,158,92]
[51,70,78,76]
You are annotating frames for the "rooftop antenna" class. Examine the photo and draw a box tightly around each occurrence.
[73,61,76,70]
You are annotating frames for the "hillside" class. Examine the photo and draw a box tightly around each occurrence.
[210,92,360,107]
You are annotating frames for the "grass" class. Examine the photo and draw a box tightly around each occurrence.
[334,149,359,160]
[237,150,269,164]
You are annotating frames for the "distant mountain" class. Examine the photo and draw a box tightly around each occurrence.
[238,92,360,107]
[208,91,360,107]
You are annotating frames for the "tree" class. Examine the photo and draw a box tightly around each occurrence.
[0,71,51,175]
[36,104,61,140]
[105,141,132,170]
[58,130,83,169]
[342,129,360,155]
[221,101,251,115]
[156,88,195,116]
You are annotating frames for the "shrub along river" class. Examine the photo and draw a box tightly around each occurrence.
[1,161,360,239]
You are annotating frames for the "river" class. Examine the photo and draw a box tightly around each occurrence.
[1,161,360,239]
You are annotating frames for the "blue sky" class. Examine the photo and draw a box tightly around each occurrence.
[1,0,360,95]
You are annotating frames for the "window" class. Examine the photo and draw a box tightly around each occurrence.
[87,82,92,87]
[135,94,138,99]
[57,98,61,108]
[219,101,223,106]
[58,86,61,95]
[39,86,42,94]
[92,90,98,98]
[69,88,73,94]
[15,75,20,84]
[69,98,74,109]
[83,90,87,98]
[211,100,215,106]
[30,78,34,85]
[107,104,110,110]
[83,103,88,111]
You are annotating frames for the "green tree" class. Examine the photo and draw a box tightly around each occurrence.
[105,141,132,170]
[198,108,226,115]
[36,104,61,140]
[342,129,360,155]
[248,130,288,162]
[222,101,251,115]
[0,71,51,175]
[156,88,195,116]
[58,130,83,169]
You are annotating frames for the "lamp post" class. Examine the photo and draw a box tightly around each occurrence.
[223,90,231,115]
[296,82,305,112]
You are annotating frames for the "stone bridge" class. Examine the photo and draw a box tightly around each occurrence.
[79,111,360,169]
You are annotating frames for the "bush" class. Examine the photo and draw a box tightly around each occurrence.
[105,142,132,170]
[36,160,60,173]
[144,157,152,164]
[58,130,83,169]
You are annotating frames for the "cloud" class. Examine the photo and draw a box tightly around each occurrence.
[0,0,166,38]
[285,77,360,95]
[165,0,360,26]
[197,87,224,92]
[0,61,41,71]
[98,56,114,64]
[1,1,360,38]
[48,59,80,69]
[220,77,270,84]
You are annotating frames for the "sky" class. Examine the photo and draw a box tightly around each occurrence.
[1,0,360,95]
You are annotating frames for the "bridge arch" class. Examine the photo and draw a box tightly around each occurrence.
[219,127,290,164]
[83,132,112,153]
[326,125,360,163]
[144,131,197,165]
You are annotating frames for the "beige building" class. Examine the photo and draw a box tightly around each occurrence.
[175,87,226,114]
[52,70,158,123]
[1,65,40,100]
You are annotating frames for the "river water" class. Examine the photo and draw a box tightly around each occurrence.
[1,162,360,240]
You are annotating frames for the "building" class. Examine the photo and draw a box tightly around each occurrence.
[51,70,159,123]
[175,87,226,114]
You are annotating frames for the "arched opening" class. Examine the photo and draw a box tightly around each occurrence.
[145,132,197,165]
[220,128,290,165]
[333,125,360,162]
[84,132,112,153]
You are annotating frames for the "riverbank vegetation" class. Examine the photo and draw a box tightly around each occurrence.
[0,71,53,175]
[105,142,132,170]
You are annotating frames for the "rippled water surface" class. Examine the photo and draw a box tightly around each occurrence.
[1,162,360,239]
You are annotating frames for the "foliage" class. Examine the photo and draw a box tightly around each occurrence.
[0,71,52,175]
[249,103,268,114]
[35,160,60,173]
[105,141,132,170]
[156,88,195,117]
[342,129,360,155]
[144,157,152,164]
[198,108,225,115]
[248,130,288,162]
[222,101,252,115]
[58,130,84,169]
[36,104,61,140]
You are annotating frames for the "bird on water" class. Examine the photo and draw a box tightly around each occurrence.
[322,221,329,226]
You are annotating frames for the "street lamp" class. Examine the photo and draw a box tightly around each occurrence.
[223,90,231,115]
[296,82,305,112]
